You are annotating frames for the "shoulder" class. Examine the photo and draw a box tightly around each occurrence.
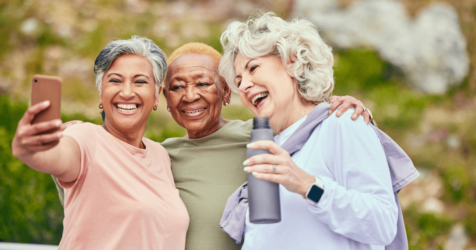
[63,122,99,140]
[226,119,253,131]
[321,108,369,135]
[317,108,383,149]
[144,138,168,155]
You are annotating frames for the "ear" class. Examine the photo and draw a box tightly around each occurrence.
[154,86,161,108]
[221,77,231,105]
[162,84,171,111]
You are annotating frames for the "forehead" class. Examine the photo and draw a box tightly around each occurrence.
[168,54,218,79]
[108,54,153,74]
[234,53,251,71]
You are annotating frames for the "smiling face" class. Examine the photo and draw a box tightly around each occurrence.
[164,53,231,138]
[234,53,315,133]
[100,54,159,136]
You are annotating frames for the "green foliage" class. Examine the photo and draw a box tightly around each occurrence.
[0,96,102,244]
[0,96,63,244]
[404,205,453,249]
[442,162,471,203]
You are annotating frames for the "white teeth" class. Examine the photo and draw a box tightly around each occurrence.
[251,93,269,106]
[116,104,138,113]
[184,108,205,114]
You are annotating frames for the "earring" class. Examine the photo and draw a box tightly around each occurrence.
[224,102,228,106]
[167,108,170,112]
[153,106,157,111]
[99,104,103,109]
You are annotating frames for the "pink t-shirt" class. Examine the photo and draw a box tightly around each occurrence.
[58,123,189,250]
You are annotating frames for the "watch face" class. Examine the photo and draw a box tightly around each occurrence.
[307,185,324,203]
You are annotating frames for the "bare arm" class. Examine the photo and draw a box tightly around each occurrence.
[12,101,81,183]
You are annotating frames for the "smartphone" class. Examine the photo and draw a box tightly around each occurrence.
[31,75,62,128]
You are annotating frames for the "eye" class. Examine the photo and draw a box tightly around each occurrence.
[237,81,241,88]
[250,65,258,73]
[170,85,183,91]
[110,79,121,83]
[198,82,210,87]
[135,80,147,84]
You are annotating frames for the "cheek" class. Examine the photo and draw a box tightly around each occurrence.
[167,93,182,107]
[239,93,249,105]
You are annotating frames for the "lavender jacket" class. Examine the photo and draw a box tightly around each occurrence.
[219,103,419,250]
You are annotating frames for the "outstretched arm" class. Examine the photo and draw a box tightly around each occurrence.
[12,101,81,183]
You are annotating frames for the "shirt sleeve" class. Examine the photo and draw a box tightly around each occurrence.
[307,111,398,245]
[56,123,97,189]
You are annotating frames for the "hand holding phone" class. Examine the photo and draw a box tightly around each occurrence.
[11,75,63,158]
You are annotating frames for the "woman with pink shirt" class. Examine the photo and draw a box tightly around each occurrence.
[11,36,189,250]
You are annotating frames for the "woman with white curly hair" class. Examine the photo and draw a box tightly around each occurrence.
[218,12,417,249]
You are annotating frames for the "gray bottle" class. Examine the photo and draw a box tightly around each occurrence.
[247,117,281,224]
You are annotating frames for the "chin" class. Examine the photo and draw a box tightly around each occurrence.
[183,122,206,133]
[112,116,143,129]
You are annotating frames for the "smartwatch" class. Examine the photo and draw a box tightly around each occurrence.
[306,176,325,204]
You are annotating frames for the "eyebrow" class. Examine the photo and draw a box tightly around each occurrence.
[108,73,122,78]
[134,74,150,79]
[107,73,150,79]
[236,59,254,79]
[245,59,253,70]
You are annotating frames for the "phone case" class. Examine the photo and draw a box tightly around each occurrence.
[31,75,62,126]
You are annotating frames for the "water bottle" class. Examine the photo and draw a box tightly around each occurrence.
[247,117,281,224]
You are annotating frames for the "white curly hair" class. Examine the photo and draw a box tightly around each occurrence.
[219,12,335,103]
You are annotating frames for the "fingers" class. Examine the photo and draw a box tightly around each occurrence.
[19,101,50,126]
[244,153,282,167]
[18,119,62,137]
[328,96,342,115]
[246,140,285,155]
[351,105,364,120]
[362,110,371,125]
[20,132,63,146]
[244,164,285,174]
[250,172,285,184]
[335,101,353,117]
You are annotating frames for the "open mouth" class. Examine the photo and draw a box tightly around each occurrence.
[251,92,269,107]
[116,103,139,114]
[182,108,207,114]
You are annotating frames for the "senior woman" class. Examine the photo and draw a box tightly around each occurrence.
[12,36,189,249]
[218,13,417,249]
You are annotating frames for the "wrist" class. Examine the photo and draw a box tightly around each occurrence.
[300,174,316,199]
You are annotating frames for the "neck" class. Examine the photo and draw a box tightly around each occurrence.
[275,100,317,135]
[102,120,146,149]
[186,116,230,139]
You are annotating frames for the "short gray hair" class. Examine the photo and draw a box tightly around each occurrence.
[94,36,167,96]
[219,12,334,103]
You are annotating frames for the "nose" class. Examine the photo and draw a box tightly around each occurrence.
[183,85,200,103]
[238,76,254,94]
[119,80,135,100]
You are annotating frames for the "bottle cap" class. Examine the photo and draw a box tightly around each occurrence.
[253,117,270,129]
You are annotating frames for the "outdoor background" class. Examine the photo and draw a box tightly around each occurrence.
[0,0,475,249]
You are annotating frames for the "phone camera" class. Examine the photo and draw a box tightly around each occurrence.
[34,79,37,82]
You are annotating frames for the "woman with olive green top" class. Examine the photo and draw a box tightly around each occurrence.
[162,119,252,249]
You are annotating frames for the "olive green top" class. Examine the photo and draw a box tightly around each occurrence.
[53,119,251,250]
[161,119,251,250]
